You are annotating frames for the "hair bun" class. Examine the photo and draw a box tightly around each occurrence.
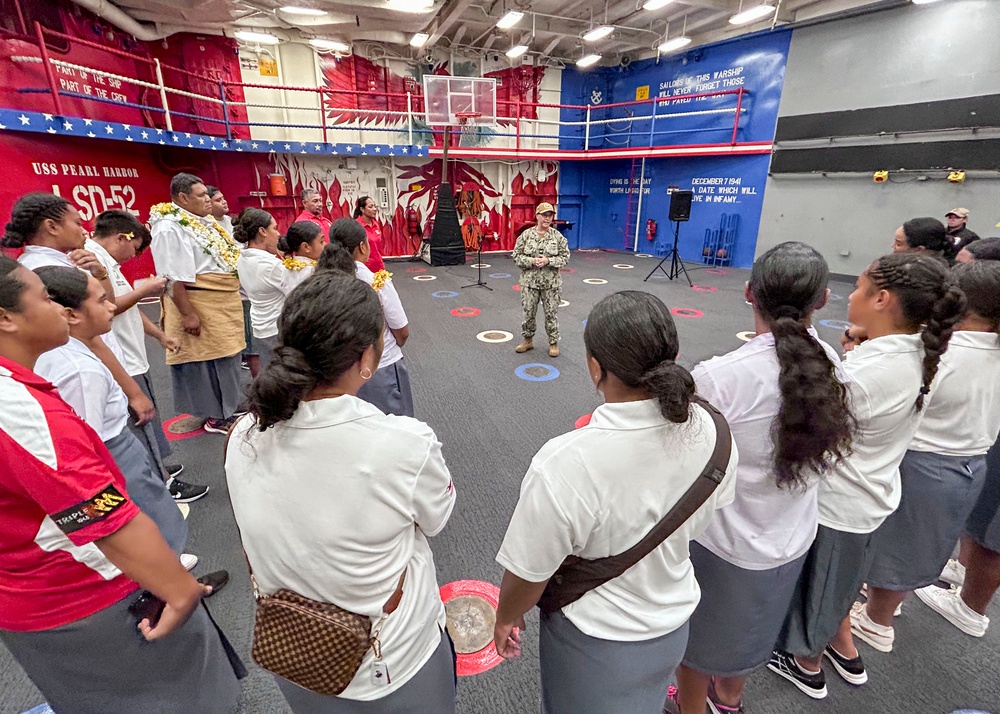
[772,305,803,321]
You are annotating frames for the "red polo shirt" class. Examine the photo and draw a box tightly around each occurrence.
[0,356,141,632]
[358,217,386,272]
[294,210,332,241]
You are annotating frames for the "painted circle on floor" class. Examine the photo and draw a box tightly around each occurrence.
[613,264,634,270]
[828,292,844,301]
[559,267,576,274]
[515,363,560,382]
[583,278,608,285]
[413,274,437,281]
[451,307,481,318]
[512,284,521,291]
[163,414,205,441]
[575,414,593,429]
[636,253,653,258]
[671,308,704,319]
[471,263,491,269]
[439,580,503,677]
[582,319,588,326]
[432,290,459,298]
[819,319,851,330]
[706,268,729,275]
[692,285,718,293]
[406,267,427,273]
[477,330,514,343]
[737,331,757,342]
[583,255,602,262]
[559,299,570,307]
[489,272,512,279]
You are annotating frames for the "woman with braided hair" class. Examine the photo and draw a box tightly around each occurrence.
[769,252,965,701]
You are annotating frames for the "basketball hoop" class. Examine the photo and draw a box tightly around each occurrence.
[455,111,482,144]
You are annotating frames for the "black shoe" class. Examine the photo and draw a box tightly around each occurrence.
[240,358,249,370]
[767,650,828,700]
[165,463,184,478]
[167,477,210,503]
[203,416,238,434]
[823,645,868,685]
[198,570,230,597]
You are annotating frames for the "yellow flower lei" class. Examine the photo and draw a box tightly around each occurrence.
[281,256,316,271]
[371,269,392,292]
[148,203,240,274]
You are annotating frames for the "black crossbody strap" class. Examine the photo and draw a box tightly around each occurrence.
[537,399,732,615]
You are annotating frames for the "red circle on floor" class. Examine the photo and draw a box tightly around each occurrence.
[162,414,206,441]
[406,267,427,273]
[706,268,729,275]
[559,267,576,273]
[691,285,717,293]
[575,413,593,429]
[439,580,503,676]
[512,284,521,291]
[671,308,704,319]
[450,307,481,317]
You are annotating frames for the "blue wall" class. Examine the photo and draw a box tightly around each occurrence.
[557,30,791,267]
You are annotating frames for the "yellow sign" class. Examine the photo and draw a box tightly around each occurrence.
[635,85,650,101]
[259,57,278,77]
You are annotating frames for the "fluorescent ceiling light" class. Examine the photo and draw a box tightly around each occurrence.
[658,36,692,53]
[642,0,674,9]
[280,6,327,15]
[234,30,280,44]
[911,0,943,4]
[387,0,434,12]
[582,25,614,42]
[729,3,776,25]
[576,54,602,68]
[496,10,525,29]
[309,38,350,51]
[506,44,529,58]
[410,33,430,47]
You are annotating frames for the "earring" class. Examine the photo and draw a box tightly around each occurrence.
[360,367,373,380]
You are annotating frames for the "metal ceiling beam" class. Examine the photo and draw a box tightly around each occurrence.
[428,0,476,46]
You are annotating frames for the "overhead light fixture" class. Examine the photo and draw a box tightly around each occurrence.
[309,38,350,52]
[410,33,430,47]
[729,3,776,25]
[234,30,281,45]
[642,0,675,9]
[576,54,602,68]
[280,5,327,15]
[496,10,525,29]
[506,44,529,58]
[387,0,434,12]
[911,0,943,3]
[658,36,692,53]
[582,25,614,42]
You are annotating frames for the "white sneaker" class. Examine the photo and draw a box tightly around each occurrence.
[850,601,894,652]
[859,584,902,616]
[915,585,989,637]
[180,553,199,571]
[940,558,966,588]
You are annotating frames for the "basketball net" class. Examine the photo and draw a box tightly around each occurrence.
[455,111,481,145]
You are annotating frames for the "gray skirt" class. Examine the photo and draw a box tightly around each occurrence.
[275,628,456,714]
[868,450,988,590]
[540,611,689,714]
[129,371,172,463]
[357,357,414,418]
[966,438,1000,553]
[777,525,876,658]
[0,596,242,714]
[105,429,187,554]
[169,353,244,420]
[257,334,278,370]
[683,542,808,677]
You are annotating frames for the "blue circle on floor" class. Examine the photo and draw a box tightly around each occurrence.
[489,272,512,279]
[515,363,560,382]
[582,319,588,326]
[432,291,459,298]
[819,319,851,330]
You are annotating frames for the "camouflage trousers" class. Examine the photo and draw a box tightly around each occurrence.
[521,286,560,345]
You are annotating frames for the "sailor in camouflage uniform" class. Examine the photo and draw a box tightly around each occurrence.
[512,202,570,357]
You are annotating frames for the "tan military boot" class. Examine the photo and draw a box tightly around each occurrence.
[548,343,559,358]
[515,337,534,353]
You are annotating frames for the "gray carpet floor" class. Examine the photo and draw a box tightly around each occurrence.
[2,251,998,713]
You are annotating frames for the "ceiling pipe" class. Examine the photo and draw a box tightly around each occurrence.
[67,0,174,40]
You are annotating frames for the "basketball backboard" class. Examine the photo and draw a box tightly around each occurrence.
[423,76,497,126]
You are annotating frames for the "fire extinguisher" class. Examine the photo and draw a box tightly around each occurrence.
[646,218,657,242]
[406,206,421,237]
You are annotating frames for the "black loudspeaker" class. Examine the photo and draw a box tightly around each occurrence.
[668,190,693,222]
[426,185,466,266]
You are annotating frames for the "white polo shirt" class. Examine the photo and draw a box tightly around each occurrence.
[34,337,129,441]
[356,262,407,369]
[692,329,843,570]
[818,333,925,534]
[225,395,456,701]
[496,399,738,642]
[910,330,1000,456]
[235,248,313,339]
[85,239,149,376]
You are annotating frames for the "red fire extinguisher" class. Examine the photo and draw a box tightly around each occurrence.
[406,206,421,237]
[646,218,657,242]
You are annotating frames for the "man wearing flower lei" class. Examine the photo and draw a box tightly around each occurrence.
[149,173,246,435]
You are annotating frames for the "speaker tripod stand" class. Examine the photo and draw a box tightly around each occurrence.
[644,220,692,287]
[462,236,492,290]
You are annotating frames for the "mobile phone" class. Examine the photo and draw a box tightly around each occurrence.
[128,591,166,627]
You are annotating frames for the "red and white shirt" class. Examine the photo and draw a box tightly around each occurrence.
[0,356,140,632]
[358,217,387,272]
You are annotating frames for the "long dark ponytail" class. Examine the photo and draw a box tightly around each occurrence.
[749,242,854,488]
[867,252,967,410]
[245,272,384,431]
[584,291,694,424]
[953,261,1000,338]
[316,217,367,275]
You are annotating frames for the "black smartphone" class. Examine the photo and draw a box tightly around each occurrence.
[128,591,166,627]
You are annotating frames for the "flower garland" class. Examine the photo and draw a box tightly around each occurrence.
[149,203,240,274]
[372,269,392,292]
[281,256,316,271]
